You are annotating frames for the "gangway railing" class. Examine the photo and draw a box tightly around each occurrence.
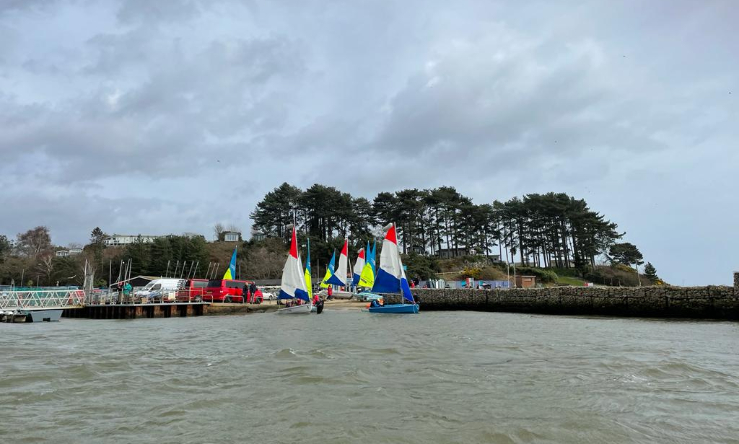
[0,289,86,310]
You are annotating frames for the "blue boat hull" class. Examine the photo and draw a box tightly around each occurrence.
[368,303,419,314]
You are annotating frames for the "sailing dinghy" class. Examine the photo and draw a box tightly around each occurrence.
[277,226,312,314]
[326,238,349,288]
[368,223,419,314]
[351,246,365,289]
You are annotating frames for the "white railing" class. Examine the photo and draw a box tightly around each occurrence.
[0,289,86,310]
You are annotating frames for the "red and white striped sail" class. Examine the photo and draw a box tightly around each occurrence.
[279,227,309,301]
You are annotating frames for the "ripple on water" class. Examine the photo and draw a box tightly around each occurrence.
[1,313,738,443]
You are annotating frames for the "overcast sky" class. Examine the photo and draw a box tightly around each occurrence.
[0,0,736,285]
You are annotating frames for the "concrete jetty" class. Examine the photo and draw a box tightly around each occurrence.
[63,302,209,319]
[61,301,281,319]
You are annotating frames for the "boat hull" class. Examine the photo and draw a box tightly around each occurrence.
[329,290,353,299]
[26,309,63,322]
[368,303,419,314]
[276,304,312,314]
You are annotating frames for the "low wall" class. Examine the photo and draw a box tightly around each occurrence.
[384,273,739,320]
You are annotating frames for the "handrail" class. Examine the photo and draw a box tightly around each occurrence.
[0,289,85,309]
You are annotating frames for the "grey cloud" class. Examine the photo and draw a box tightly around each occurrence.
[1,31,307,182]
[374,35,669,170]
[0,184,203,243]
[0,0,60,15]
[116,0,203,25]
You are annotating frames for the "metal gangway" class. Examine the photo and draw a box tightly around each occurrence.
[0,289,86,311]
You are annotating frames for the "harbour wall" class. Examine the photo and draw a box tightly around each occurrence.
[385,272,739,320]
[61,302,278,320]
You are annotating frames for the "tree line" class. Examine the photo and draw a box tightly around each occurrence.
[0,227,213,286]
[250,183,646,272]
[0,226,99,287]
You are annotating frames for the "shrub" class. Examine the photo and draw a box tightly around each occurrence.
[515,266,559,283]
[402,253,440,280]
[613,263,636,274]
[460,267,482,279]
[478,267,507,280]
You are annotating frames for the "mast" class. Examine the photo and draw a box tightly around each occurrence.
[348,250,355,293]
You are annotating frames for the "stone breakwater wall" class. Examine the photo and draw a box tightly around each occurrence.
[382,273,739,320]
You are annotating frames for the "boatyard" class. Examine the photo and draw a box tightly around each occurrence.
[0,286,373,322]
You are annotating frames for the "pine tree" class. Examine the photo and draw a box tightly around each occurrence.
[609,242,643,266]
[250,182,303,239]
[644,262,658,280]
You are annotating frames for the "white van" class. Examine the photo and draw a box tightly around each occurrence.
[135,279,184,302]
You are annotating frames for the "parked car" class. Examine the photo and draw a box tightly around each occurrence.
[203,279,256,303]
[354,292,383,302]
[248,288,264,304]
[175,278,208,302]
[135,279,184,302]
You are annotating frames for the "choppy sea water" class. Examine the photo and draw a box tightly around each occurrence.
[1,311,738,443]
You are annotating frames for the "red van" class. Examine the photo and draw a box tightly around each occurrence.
[203,279,256,303]
[176,278,209,302]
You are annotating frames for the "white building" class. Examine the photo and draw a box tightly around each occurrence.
[104,234,162,246]
[56,248,83,257]
[223,231,241,242]
[250,229,266,242]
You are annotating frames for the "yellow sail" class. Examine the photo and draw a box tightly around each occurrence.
[319,268,332,288]
[304,239,313,299]
[358,261,374,288]
[223,247,237,280]
[305,268,313,298]
[320,250,336,288]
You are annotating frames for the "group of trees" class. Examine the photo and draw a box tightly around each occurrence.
[0,227,212,287]
[494,193,622,269]
[0,235,11,262]
[119,235,210,279]
[251,183,642,274]
[0,226,89,287]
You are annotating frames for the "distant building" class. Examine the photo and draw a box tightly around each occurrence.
[222,231,242,242]
[104,233,205,246]
[250,229,267,242]
[436,247,473,259]
[56,248,83,257]
[410,246,426,255]
[515,275,536,289]
[104,234,161,246]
